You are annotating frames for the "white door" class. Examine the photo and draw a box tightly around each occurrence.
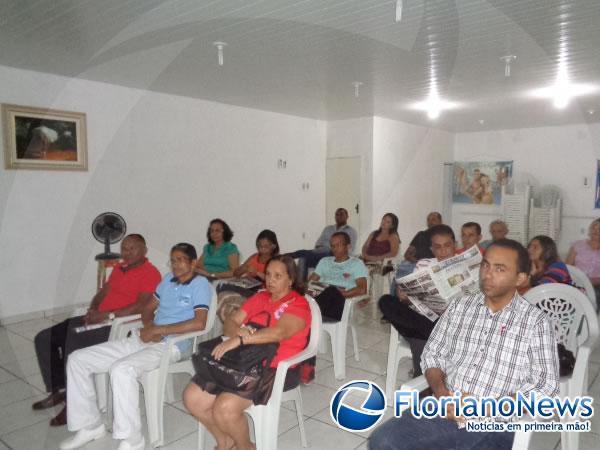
[326,157,361,239]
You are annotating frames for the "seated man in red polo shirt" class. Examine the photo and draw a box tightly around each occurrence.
[32,233,161,426]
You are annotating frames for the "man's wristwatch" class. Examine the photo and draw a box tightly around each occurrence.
[108,312,116,321]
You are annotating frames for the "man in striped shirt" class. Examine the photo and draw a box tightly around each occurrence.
[370,239,559,450]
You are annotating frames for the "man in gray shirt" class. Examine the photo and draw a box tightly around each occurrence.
[288,208,358,279]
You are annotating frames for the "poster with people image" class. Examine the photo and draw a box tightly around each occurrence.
[452,161,513,205]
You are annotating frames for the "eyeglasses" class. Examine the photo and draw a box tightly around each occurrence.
[166,257,191,268]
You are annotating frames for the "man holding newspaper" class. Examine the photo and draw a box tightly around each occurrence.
[379,224,483,375]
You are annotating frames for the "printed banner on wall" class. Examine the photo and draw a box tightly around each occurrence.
[452,161,513,205]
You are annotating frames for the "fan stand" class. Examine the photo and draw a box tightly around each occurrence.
[94,236,121,291]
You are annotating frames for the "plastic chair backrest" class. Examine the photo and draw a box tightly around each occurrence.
[566,264,597,307]
[304,295,322,355]
[523,283,599,354]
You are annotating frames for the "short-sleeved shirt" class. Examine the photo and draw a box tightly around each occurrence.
[98,259,161,312]
[314,256,368,290]
[241,290,311,367]
[315,224,358,253]
[572,239,600,279]
[409,229,434,260]
[202,241,239,273]
[154,273,213,352]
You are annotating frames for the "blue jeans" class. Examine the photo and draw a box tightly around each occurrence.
[369,415,514,450]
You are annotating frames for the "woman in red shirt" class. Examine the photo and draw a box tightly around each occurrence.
[184,255,311,450]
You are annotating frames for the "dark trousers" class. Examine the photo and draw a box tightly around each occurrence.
[287,249,332,280]
[34,316,111,393]
[369,413,514,450]
[379,295,437,376]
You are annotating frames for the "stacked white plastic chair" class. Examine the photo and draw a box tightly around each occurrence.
[197,295,322,450]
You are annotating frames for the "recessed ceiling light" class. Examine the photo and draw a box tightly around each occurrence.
[478,119,485,125]
[588,109,595,115]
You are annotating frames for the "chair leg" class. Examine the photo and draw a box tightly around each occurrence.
[333,328,347,380]
[198,423,207,450]
[350,324,360,362]
[164,373,175,403]
[142,371,164,447]
[385,347,399,402]
[291,390,307,448]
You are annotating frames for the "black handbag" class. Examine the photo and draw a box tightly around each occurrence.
[557,343,576,377]
[191,313,279,393]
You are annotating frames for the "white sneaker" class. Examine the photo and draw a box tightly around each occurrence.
[59,424,106,449]
[117,434,145,450]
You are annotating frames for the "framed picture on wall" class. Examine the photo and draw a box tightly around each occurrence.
[2,104,87,171]
[452,161,513,205]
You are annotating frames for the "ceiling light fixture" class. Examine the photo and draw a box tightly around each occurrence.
[352,81,363,98]
[588,109,595,115]
[213,41,227,66]
[395,0,403,22]
[500,55,516,77]
[412,87,459,120]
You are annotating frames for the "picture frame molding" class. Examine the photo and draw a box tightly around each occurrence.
[2,103,88,171]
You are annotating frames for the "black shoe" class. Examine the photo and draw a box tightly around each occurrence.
[32,390,66,410]
[50,405,67,427]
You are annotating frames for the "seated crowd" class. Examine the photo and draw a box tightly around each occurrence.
[28,210,599,450]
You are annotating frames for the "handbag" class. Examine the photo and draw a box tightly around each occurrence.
[191,312,279,393]
[557,343,575,377]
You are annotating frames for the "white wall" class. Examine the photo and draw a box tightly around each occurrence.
[326,117,374,243]
[326,116,454,253]
[372,117,454,251]
[453,123,600,255]
[0,65,326,319]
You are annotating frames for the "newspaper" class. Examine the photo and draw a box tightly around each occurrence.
[395,245,483,322]
[216,277,262,290]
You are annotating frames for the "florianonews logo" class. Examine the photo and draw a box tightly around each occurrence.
[330,380,386,432]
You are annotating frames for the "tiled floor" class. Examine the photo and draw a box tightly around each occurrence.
[0,307,599,449]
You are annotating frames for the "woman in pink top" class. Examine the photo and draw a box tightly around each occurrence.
[566,218,600,310]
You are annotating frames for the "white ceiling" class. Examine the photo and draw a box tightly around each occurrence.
[1,0,600,131]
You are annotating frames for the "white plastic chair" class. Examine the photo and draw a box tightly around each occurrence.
[96,286,217,447]
[367,255,400,319]
[318,282,369,380]
[95,314,142,414]
[524,283,599,450]
[384,326,412,402]
[566,264,597,309]
[197,295,322,450]
[142,285,217,447]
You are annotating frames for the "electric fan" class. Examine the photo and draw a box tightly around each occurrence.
[91,212,127,260]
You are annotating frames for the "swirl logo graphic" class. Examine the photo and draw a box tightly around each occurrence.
[330,380,386,432]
